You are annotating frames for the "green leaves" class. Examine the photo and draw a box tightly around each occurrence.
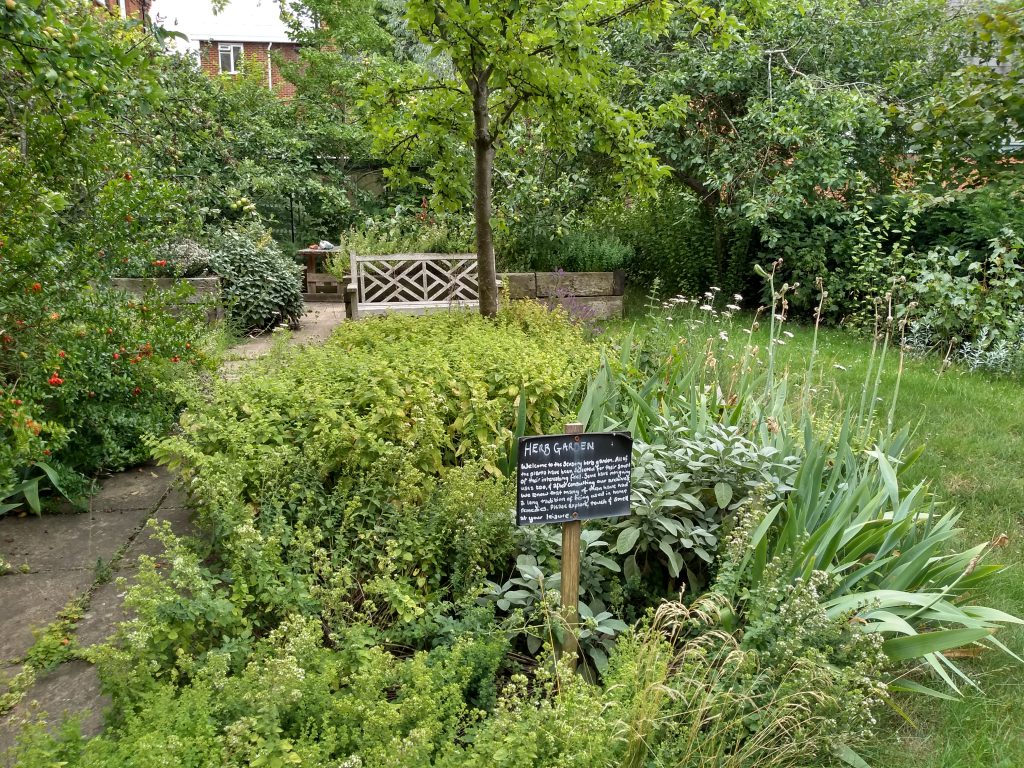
[616,526,640,554]
[0,461,67,516]
[882,628,991,662]
[713,481,732,508]
[203,222,304,333]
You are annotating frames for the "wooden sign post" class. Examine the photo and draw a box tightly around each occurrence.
[561,423,584,666]
[516,424,632,670]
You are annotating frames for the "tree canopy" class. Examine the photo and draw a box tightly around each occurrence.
[297,0,682,315]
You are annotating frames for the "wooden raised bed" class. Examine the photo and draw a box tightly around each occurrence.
[109,277,223,321]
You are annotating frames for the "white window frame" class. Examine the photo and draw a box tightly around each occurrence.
[218,43,244,75]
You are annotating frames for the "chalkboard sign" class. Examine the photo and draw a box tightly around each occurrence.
[516,432,632,526]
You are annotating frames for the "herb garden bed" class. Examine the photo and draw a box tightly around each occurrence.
[9,289,1018,768]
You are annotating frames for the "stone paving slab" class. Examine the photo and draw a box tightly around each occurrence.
[0,506,153,574]
[0,571,96,662]
[158,485,190,511]
[228,303,347,360]
[74,580,129,651]
[88,466,171,512]
[0,661,106,761]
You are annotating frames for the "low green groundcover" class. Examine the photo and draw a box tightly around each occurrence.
[11,304,1019,768]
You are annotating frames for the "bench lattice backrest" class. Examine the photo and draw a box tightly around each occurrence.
[350,253,479,305]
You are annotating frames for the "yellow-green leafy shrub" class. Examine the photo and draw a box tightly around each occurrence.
[149,303,596,648]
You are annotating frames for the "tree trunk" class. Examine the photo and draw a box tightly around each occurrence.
[710,205,727,282]
[471,70,499,318]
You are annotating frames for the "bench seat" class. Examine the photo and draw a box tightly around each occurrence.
[356,300,480,316]
[345,252,485,320]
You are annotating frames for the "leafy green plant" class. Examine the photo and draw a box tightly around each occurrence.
[618,418,799,589]
[714,419,1022,696]
[485,537,627,673]
[202,221,304,333]
[903,230,1024,371]
[0,462,68,517]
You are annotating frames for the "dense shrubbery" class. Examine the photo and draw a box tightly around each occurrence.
[147,304,593,644]
[904,231,1024,371]
[334,204,476,259]
[763,174,1024,372]
[498,228,632,274]
[612,187,754,302]
[114,222,305,335]
[12,297,1019,766]
[1,284,212,504]
[202,222,305,334]
[0,2,219,507]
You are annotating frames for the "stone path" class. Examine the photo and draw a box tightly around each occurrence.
[0,303,346,762]
[221,303,347,377]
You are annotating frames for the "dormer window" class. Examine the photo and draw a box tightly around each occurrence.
[218,43,243,74]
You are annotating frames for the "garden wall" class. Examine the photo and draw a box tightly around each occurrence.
[501,270,625,319]
[109,277,223,321]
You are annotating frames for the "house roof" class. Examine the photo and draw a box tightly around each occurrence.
[150,0,297,45]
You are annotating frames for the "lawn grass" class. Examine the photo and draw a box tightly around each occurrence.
[664,314,1024,767]
[774,324,1024,768]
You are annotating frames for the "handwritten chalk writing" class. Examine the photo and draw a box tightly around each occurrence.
[516,433,632,525]
[521,439,598,457]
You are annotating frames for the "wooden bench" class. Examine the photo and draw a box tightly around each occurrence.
[345,252,489,320]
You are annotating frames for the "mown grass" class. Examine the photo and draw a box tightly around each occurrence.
[761,323,1024,768]
[624,308,1024,767]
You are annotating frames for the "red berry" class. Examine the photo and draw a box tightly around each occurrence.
[31,282,41,292]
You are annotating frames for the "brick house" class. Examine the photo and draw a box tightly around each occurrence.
[100,0,148,23]
[103,1,302,98]
[196,38,300,98]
